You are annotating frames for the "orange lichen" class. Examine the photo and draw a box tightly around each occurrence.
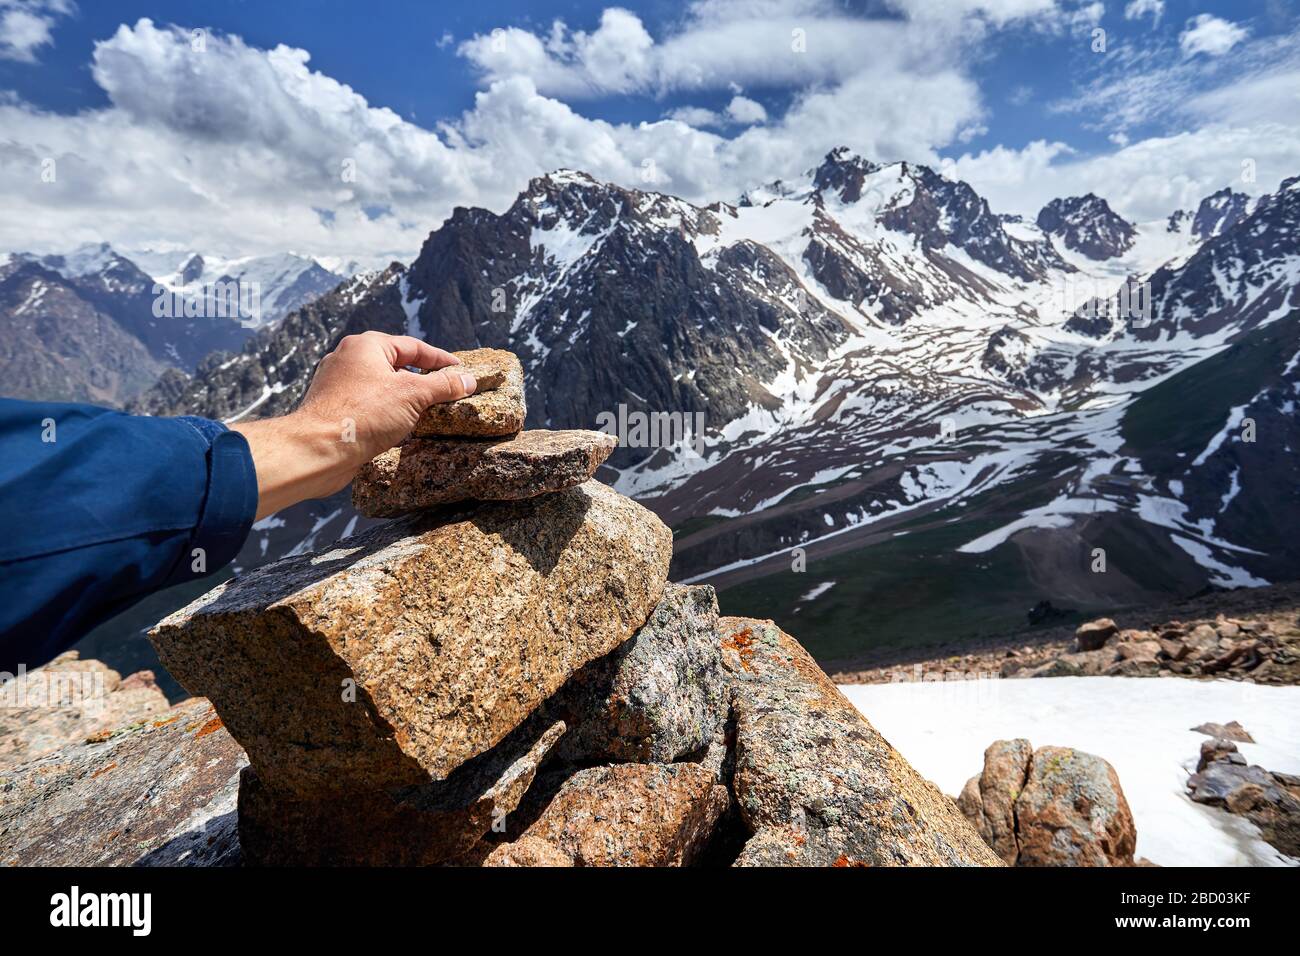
[152,715,181,728]
[721,627,757,672]
[832,854,870,867]
[193,716,224,739]
[90,762,117,779]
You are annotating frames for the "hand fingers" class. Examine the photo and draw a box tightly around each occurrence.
[363,332,461,371]
[415,366,477,406]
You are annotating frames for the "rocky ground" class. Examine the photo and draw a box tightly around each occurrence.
[0,652,168,770]
[1188,735,1300,858]
[830,580,1300,685]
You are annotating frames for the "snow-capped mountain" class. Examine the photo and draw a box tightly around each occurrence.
[142,250,352,329]
[1036,194,1137,260]
[128,150,1300,659]
[1167,187,1255,242]
[0,255,164,405]
[0,243,351,403]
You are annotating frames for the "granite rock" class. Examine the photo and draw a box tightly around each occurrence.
[1015,746,1136,866]
[0,652,169,770]
[956,738,1033,864]
[150,480,672,797]
[549,582,726,763]
[353,429,617,517]
[238,717,566,866]
[1075,618,1119,651]
[483,763,729,867]
[414,348,525,437]
[0,697,245,866]
[718,617,1002,867]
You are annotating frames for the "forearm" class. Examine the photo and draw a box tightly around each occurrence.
[231,411,362,520]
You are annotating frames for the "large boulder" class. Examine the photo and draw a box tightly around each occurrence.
[549,583,726,763]
[1015,746,1136,866]
[0,697,244,866]
[957,740,1136,866]
[955,739,1032,864]
[483,763,729,867]
[1075,618,1119,651]
[718,617,1002,867]
[352,430,616,517]
[0,652,168,770]
[150,480,672,797]
[238,717,567,866]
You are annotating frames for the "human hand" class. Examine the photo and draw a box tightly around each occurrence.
[232,332,476,519]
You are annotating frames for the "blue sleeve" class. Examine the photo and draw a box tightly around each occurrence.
[0,398,258,674]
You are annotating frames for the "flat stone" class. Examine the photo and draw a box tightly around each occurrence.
[483,763,729,867]
[150,480,672,797]
[1117,639,1162,662]
[1190,720,1255,743]
[353,429,617,517]
[0,652,169,770]
[238,717,566,866]
[414,348,525,437]
[718,617,1002,867]
[0,696,245,867]
[548,583,726,763]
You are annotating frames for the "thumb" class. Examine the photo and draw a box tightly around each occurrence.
[417,367,477,406]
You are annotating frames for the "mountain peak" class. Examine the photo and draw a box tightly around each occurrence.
[810,147,880,203]
[1037,193,1136,260]
[1190,187,1251,240]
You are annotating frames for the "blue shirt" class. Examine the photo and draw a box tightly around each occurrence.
[0,398,258,674]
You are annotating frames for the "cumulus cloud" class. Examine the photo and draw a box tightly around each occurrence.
[0,0,73,62]
[1180,14,1248,58]
[726,94,766,125]
[4,5,1299,266]
[664,94,766,129]
[459,3,962,99]
[0,12,990,261]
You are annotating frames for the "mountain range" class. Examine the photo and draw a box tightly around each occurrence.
[0,244,349,404]
[14,148,1297,668]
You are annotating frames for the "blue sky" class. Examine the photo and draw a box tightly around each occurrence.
[2,0,1297,261]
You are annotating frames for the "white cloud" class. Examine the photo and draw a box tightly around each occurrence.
[1180,14,1248,58]
[3,5,1298,269]
[954,125,1300,221]
[0,16,984,262]
[0,0,72,62]
[726,94,766,125]
[460,5,965,99]
[1123,0,1164,27]
[665,94,767,129]
[1052,29,1300,133]
[665,105,724,127]
[884,0,1058,27]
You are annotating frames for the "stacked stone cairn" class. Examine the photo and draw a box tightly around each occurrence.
[148,349,998,866]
